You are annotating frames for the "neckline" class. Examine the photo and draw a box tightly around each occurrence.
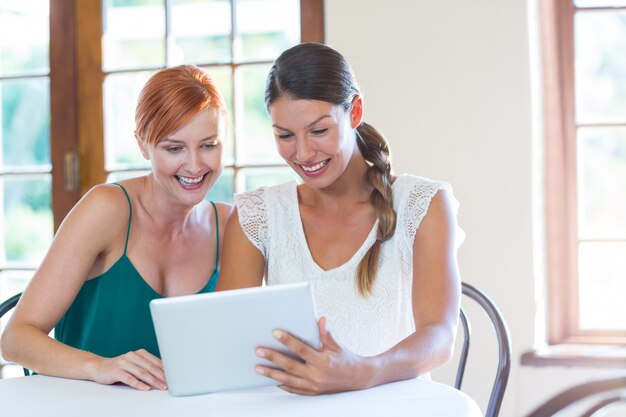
[109,183,219,297]
[122,254,217,298]
[84,254,217,298]
[290,178,403,274]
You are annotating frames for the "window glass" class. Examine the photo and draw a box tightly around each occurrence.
[1,78,50,168]
[171,0,231,65]
[577,127,626,239]
[234,0,300,62]
[0,270,33,303]
[106,170,150,183]
[206,167,234,203]
[236,64,280,164]
[575,0,626,7]
[1,175,53,265]
[0,0,49,76]
[104,71,153,171]
[103,0,166,71]
[575,11,626,123]
[578,242,626,330]
[201,65,234,164]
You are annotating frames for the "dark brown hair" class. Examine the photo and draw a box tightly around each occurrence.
[265,43,396,296]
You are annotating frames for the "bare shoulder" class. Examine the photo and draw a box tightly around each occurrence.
[57,183,130,245]
[74,183,129,220]
[426,188,455,220]
[414,188,457,240]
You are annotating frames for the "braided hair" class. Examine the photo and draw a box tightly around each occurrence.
[265,43,396,296]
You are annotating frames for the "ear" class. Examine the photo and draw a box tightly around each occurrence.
[135,131,150,160]
[350,96,363,129]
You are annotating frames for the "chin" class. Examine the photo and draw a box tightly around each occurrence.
[298,175,335,190]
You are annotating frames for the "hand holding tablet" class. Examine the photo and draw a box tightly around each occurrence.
[150,282,320,396]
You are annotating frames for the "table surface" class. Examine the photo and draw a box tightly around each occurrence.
[0,374,483,417]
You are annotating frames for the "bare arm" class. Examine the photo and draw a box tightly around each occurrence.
[216,207,265,290]
[1,185,165,390]
[363,188,461,385]
[255,189,461,394]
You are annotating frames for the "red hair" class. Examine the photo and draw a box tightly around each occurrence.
[135,65,226,145]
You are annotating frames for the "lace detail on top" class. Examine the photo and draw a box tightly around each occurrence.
[235,174,463,357]
[234,188,269,257]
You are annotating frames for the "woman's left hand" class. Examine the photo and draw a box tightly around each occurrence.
[255,317,373,395]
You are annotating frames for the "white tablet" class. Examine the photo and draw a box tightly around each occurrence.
[149,282,320,397]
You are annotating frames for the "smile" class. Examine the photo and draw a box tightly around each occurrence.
[300,159,329,172]
[176,174,205,186]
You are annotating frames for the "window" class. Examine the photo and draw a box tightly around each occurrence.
[542,0,626,346]
[0,0,53,319]
[99,0,323,200]
[0,0,323,377]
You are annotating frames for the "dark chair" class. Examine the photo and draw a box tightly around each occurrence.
[0,292,31,376]
[454,282,512,417]
[525,372,626,417]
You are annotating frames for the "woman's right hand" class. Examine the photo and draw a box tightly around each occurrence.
[90,349,167,391]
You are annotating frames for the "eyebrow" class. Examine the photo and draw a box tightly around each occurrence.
[160,134,218,144]
[272,115,332,131]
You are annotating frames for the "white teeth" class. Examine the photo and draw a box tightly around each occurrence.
[301,160,329,172]
[177,175,204,185]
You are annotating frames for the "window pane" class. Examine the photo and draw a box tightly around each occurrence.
[1,175,52,266]
[171,0,231,65]
[575,1,626,7]
[103,0,166,71]
[577,127,626,239]
[578,242,626,330]
[0,78,50,169]
[238,166,297,191]
[234,0,300,62]
[0,270,32,302]
[236,64,281,164]
[0,0,49,76]
[106,170,150,183]
[104,71,152,171]
[202,65,235,164]
[575,11,626,123]
[206,167,234,203]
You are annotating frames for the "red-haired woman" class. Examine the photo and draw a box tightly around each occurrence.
[1,65,229,391]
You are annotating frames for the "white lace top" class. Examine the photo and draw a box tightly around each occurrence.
[234,174,462,357]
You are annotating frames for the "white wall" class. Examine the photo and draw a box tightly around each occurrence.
[325,1,621,416]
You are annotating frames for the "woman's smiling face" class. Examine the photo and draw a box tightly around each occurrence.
[269,96,362,189]
[138,109,224,206]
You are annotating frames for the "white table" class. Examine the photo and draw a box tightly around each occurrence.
[0,375,483,416]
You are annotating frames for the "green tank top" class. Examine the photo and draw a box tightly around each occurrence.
[55,183,219,358]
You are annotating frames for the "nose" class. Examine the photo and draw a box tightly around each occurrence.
[294,137,315,163]
[185,149,205,175]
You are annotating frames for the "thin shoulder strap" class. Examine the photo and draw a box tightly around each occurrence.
[112,183,132,255]
[210,201,219,268]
